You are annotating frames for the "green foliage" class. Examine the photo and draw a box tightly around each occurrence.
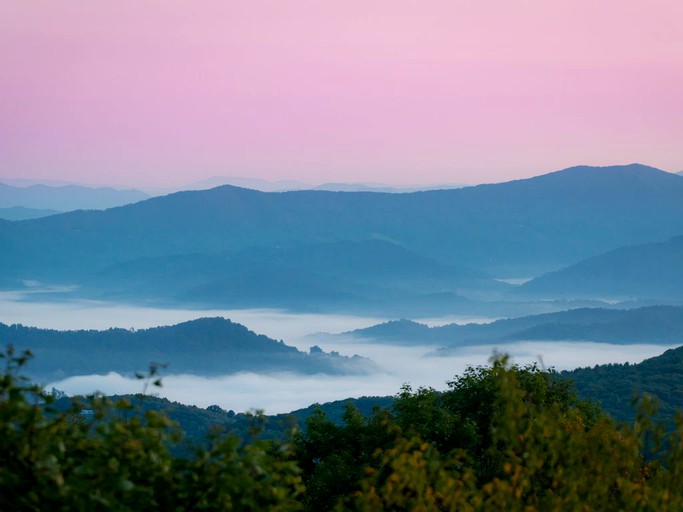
[563,345,683,428]
[0,347,303,511]
[347,359,683,512]
[393,358,602,482]
[294,404,397,511]
[3,347,683,511]
[301,356,683,511]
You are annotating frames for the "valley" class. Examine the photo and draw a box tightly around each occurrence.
[1,164,682,417]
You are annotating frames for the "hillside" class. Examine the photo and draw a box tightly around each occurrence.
[62,394,397,444]
[561,345,683,425]
[79,239,497,313]
[346,305,683,349]
[2,164,683,288]
[515,235,683,301]
[0,317,373,381]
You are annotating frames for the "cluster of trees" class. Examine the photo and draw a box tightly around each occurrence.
[562,345,683,427]
[3,347,683,510]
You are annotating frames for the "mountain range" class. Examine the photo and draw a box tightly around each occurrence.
[0,182,149,211]
[344,305,683,351]
[2,164,683,312]
[514,235,683,301]
[0,317,373,382]
[178,176,467,193]
[78,239,500,313]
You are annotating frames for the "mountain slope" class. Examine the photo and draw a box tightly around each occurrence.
[0,318,374,381]
[79,239,494,311]
[561,345,683,425]
[0,206,61,221]
[346,305,683,349]
[2,164,683,283]
[515,235,683,300]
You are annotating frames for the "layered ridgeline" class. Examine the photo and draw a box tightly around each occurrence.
[0,182,149,212]
[345,305,683,352]
[80,239,497,313]
[514,235,683,301]
[2,165,683,302]
[0,317,373,381]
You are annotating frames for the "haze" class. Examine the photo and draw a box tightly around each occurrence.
[1,292,674,414]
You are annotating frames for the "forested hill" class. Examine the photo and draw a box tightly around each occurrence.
[0,318,373,381]
[561,345,683,425]
[347,305,683,349]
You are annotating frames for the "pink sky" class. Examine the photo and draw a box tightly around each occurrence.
[1,1,682,187]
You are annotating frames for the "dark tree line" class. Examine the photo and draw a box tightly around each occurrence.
[3,347,683,511]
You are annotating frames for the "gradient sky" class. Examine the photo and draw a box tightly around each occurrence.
[1,1,682,187]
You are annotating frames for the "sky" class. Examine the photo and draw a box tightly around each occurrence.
[1,1,682,188]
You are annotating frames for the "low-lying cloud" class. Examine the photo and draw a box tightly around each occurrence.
[49,340,677,415]
[3,291,677,415]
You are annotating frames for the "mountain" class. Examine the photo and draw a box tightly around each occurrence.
[0,183,149,211]
[78,239,497,313]
[0,178,95,187]
[2,164,683,289]
[345,305,683,350]
[182,176,310,192]
[515,235,683,301]
[182,177,466,193]
[311,182,466,193]
[0,317,374,381]
[0,206,61,221]
[561,345,683,425]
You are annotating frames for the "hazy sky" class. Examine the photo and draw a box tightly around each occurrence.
[1,1,682,187]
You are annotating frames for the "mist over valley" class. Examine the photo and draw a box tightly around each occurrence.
[1,164,683,417]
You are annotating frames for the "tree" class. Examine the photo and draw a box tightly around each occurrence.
[348,357,683,511]
[0,347,304,511]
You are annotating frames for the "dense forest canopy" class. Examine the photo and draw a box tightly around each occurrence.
[3,347,683,511]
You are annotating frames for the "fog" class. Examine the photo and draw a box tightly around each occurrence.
[1,291,678,414]
[48,340,676,414]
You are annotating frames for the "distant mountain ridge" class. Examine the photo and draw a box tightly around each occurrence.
[311,182,466,193]
[345,305,683,351]
[0,206,61,221]
[0,183,149,211]
[2,164,683,311]
[0,317,374,381]
[148,176,467,194]
[79,239,495,312]
[515,235,683,301]
[178,176,466,193]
